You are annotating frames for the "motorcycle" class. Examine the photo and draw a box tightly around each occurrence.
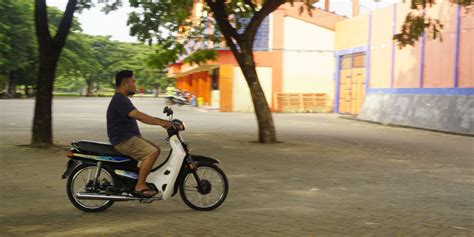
[165,90,191,106]
[62,106,229,212]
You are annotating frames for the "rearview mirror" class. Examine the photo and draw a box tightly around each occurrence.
[163,106,174,116]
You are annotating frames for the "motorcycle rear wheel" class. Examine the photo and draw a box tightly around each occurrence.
[66,164,115,212]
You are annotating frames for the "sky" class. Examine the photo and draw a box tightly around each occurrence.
[315,0,400,16]
[46,0,400,43]
[47,0,139,42]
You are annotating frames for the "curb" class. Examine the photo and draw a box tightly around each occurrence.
[339,115,474,137]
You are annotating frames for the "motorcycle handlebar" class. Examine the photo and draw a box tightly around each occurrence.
[170,119,185,131]
[166,120,185,138]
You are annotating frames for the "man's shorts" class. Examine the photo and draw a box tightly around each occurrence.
[114,136,158,161]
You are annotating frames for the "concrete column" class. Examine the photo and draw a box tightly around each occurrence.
[353,0,359,17]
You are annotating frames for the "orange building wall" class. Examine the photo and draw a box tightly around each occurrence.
[337,2,473,91]
[219,65,234,112]
[369,6,393,88]
[176,76,192,92]
[459,10,474,88]
[215,49,283,111]
[270,8,284,111]
[172,2,345,112]
[335,15,369,50]
[168,64,182,78]
[177,71,211,104]
[423,2,457,88]
[196,71,211,104]
[216,51,282,70]
[369,48,392,88]
[394,3,422,88]
[175,46,284,111]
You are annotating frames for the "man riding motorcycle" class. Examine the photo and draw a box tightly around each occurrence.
[107,70,173,198]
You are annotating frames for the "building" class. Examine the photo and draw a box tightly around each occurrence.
[168,1,346,112]
[334,1,474,134]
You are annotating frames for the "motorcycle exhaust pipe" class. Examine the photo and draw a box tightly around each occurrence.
[76,192,141,201]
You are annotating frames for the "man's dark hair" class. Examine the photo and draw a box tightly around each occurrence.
[115,70,133,87]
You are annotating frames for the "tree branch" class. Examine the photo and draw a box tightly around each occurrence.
[54,0,77,48]
[243,0,256,13]
[205,0,242,45]
[243,0,285,48]
[205,0,244,66]
[34,0,51,46]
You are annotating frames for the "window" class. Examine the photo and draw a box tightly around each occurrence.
[352,53,366,68]
[211,68,219,90]
[340,52,366,69]
[341,55,352,70]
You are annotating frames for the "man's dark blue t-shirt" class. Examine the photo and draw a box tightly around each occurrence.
[107,93,141,146]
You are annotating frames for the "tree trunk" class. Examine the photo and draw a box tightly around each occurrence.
[8,71,17,96]
[154,84,160,97]
[86,79,93,97]
[32,50,59,145]
[32,0,77,146]
[204,0,283,143]
[24,85,30,97]
[239,50,276,143]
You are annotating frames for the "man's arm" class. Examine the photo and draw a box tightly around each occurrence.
[128,109,172,128]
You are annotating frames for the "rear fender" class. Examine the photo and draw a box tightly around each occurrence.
[61,158,101,179]
[62,159,82,179]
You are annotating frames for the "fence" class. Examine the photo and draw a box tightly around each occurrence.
[275,93,328,112]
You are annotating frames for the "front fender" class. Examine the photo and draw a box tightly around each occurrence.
[190,154,220,164]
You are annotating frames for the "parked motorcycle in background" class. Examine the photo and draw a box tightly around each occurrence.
[166,89,192,106]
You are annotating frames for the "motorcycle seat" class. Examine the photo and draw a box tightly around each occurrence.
[75,140,129,157]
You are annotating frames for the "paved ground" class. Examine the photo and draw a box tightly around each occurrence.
[0,97,473,237]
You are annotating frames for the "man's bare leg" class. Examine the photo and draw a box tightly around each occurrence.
[135,149,160,196]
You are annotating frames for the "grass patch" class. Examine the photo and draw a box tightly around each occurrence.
[53,93,81,97]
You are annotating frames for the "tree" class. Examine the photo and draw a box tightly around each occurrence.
[203,1,296,143]
[145,46,179,92]
[3,0,159,145]
[57,33,103,96]
[32,0,112,146]
[32,0,79,146]
[394,0,472,48]
[0,2,87,97]
[0,0,37,95]
[129,0,314,144]
[54,34,164,95]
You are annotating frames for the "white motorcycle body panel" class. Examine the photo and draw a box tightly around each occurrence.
[146,135,186,200]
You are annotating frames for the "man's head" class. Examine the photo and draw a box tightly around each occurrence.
[115,70,136,96]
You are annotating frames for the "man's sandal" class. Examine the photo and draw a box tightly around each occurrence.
[133,189,157,198]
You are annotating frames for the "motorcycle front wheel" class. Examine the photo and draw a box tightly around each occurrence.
[179,163,228,211]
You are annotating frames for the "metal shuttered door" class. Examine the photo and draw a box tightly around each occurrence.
[338,55,353,114]
[338,52,366,115]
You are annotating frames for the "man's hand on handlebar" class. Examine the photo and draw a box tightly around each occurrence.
[162,120,175,130]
